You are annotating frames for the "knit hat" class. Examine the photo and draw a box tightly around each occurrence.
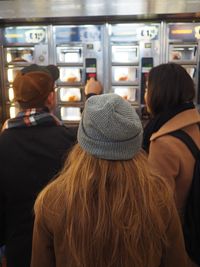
[13,64,59,108]
[78,93,143,160]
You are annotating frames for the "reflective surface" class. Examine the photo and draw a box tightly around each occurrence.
[59,67,82,83]
[0,0,199,20]
[59,87,82,102]
[60,106,81,121]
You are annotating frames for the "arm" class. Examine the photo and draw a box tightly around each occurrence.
[148,136,180,191]
[0,179,5,247]
[160,203,191,267]
[85,77,102,98]
[31,206,55,267]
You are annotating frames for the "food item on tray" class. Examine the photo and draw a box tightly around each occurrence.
[66,76,78,83]
[118,75,128,81]
[172,52,182,60]
[12,57,28,63]
[68,95,79,101]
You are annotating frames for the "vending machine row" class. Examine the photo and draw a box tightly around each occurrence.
[53,25,104,127]
[1,22,200,127]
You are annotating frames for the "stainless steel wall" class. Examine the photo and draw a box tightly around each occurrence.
[0,0,199,21]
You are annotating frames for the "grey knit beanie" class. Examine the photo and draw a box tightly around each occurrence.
[78,93,143,160]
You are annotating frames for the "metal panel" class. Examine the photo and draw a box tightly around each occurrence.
[52,24,105,126]
[165,22,200,105]
[0,0,199,21]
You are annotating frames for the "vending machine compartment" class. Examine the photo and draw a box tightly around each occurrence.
[59,106,82,122]
[58,87,82,102]
[169,44,197,63]
[5,47,34,64]
[9,104,19,118]
[182,65,196,79]
[112,45,139,64]
[111,86,138,103]
[6,67,23,83]
[59,67,82,84]
[8,87,14,102]
[112,66,139,84]
[56,46,83,63]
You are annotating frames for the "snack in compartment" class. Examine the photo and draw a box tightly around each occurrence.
[172,51,182,60]
[68,95,78,101]
[66,76,78,83]
[12,57,28,63]
[118,75,128,81]
[60,87,81,102]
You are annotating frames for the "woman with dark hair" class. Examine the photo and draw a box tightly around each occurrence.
[143,63,200,217]
[31,93,191,267]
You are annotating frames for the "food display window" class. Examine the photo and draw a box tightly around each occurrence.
[112,87,137,102]
[59,67,82,83]
[5,47,34,64]
[7,67,22,83]
[8,87,14,102]
[169,45,197,62]
[112,45,139,63]
[59,87,82,102]
[60,107,81,122]
[56,46,83,63]
[182,66,196,78]
[112,66,139,84]
[2,26,49,122]
[9,105,19,118]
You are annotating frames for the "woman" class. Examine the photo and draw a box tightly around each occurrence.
[143,63,200,216]
[31,93,190,267]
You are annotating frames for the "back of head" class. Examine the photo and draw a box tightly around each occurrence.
[147,63,195,116]
[13,64,59,108]
[78,93,143,160]
[35,94,172,267]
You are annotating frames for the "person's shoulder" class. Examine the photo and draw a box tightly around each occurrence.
[0,128,16,141]
[36,179,65,222]
[57,125,78,140]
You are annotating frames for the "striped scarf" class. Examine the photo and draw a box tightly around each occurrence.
[3,107,62,130]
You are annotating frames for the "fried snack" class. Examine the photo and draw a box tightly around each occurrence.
[68,95,78,101]
[66,76,78,83]
[118,75,128,81]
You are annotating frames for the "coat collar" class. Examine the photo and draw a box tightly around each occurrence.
[150,109,200,141]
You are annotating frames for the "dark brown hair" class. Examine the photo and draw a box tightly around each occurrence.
[35,144,173,267]
[146,63,195,116]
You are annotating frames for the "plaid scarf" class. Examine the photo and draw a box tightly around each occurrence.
[3,107,63,130]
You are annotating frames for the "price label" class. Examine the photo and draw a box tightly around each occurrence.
[25,29,46,43]
[137,26,158,40]
[194,26,200,40]
[79,27,101,42]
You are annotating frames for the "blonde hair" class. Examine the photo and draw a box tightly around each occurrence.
[35,144,173,267]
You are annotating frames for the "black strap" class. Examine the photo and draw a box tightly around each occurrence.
[169,130,199,160]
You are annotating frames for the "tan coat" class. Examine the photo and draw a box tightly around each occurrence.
[148,108,200,214]
[31,180,194,267]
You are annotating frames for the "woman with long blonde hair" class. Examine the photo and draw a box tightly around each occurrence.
[31,93,190,267]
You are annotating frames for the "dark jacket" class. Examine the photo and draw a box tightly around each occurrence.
[0,124,77,267]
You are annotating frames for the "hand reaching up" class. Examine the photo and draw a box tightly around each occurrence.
[85,77,103,95]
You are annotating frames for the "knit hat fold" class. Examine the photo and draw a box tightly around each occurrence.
[78,94,143,160]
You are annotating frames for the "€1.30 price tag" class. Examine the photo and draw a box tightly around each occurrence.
[25,29,46,43]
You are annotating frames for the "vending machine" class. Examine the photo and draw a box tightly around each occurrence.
[165,22,200,104]
[2,26,50,120]
[53,24,104,127]
[106,23,162,120]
